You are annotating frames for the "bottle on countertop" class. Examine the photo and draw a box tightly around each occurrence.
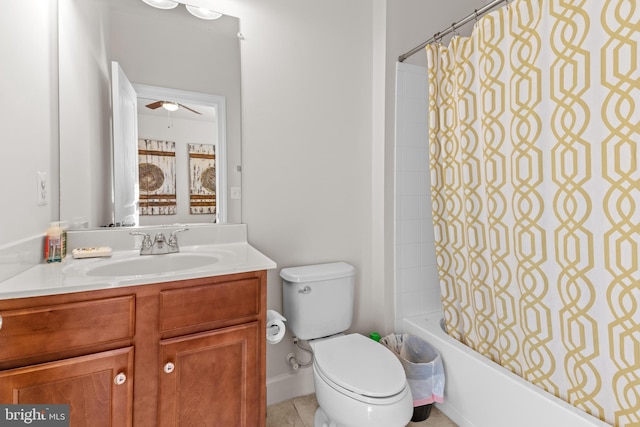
[44,222,63,263]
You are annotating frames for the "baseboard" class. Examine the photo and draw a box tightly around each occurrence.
[266,367,315,406]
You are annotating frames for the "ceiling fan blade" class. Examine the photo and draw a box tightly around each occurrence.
[145,100,164,109]
[178,103,202,115]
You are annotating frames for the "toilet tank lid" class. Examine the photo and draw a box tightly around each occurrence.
[280,262,355,283]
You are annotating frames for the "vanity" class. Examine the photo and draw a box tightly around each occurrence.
[0,225,275,427]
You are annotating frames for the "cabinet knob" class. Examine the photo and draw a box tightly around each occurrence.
[114,372,127,385]
[164,362,175,374]
[0,314,3,330]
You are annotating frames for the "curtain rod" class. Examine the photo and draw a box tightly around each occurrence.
[398,0,508,62]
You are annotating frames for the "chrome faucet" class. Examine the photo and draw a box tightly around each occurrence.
[130,228,189,255]
[151,233,169,254]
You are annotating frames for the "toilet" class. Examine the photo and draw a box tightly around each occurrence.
[281,262,413,427]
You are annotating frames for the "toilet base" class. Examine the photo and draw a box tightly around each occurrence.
[314,407,335,427]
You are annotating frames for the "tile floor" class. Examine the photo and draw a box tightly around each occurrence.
[266,394,457,427]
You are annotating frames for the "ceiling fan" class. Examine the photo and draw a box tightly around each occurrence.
[145,100,202,115]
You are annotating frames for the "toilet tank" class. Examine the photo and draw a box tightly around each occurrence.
[281,262,356,340]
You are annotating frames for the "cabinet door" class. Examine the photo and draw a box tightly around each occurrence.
[158,322,261,427]
[0,347,134,427]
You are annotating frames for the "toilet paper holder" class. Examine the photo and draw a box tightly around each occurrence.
[266,309,287,345]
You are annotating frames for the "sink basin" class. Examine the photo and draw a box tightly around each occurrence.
[86,253,219,277]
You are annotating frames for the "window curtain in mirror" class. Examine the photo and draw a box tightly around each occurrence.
[426,0,639,425]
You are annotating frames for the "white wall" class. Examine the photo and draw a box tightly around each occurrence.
[0,0,59,245]
[233,0,376,403]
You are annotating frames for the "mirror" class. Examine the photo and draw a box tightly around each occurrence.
[58,0,242,229]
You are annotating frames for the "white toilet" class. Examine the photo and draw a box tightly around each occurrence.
[281,262,413,427]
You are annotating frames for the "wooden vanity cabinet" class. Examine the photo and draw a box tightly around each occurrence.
[0,347,134,426]
[158,323,260,426]
[0,294,136,426]
[0,270,267,427]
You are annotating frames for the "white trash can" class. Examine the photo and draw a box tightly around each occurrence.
[380,334,445,422]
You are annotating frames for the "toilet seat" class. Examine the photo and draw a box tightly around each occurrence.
[312,334,408,403]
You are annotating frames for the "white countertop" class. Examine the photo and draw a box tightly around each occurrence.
[0,242,276,300]
[0,225,276,300]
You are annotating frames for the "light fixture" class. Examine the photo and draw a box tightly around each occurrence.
[185,5,223,20]
[141,0,179,10]
[140,1,224,20]
[162,102,179,112]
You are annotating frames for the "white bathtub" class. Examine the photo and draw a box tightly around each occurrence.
[402,312,611,427]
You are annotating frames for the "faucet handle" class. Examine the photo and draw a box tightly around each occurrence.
[168,228,189,253]
[129,232,152,248]
[169,228,189,243]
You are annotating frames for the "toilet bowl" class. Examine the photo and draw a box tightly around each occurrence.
[310,334,413,427]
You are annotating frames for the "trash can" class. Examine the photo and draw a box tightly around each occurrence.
[380,334,445,422]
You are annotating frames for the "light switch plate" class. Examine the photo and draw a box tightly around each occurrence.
[230,187,241,200]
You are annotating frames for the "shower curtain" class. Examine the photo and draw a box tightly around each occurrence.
[426,0,639,425]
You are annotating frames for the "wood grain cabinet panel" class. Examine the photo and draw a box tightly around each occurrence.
[158,323,260,427]
[0,295,135,362]
[159,278,260,333]
[0,347,134,427]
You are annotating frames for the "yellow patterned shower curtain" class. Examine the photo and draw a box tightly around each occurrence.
[426,1,639,425]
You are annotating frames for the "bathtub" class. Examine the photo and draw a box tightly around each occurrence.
[402,312,611,427]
